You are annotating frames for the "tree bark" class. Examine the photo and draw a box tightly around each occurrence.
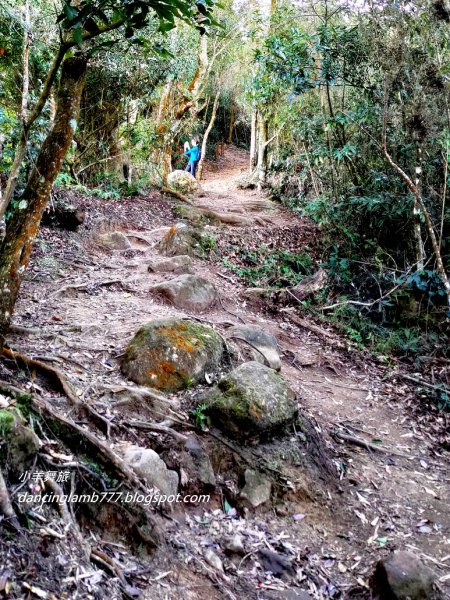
[250,110,258,172]
[227,102,235,144]
[0,56,87,345]
[257,117,268,189]
[197,93,220,181]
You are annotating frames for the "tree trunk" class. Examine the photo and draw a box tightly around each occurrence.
[413,144,425,269]
[249,109,257,172]
[197,93,220,181]
[20,0,31,122]
[0,46,67,218]
[227,102,235,144]
[257,117,268,189]
[0,56,87,346]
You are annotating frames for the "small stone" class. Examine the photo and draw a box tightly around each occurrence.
[150,274,219,313]
[227,325,281,370]
[147,255,194,274]
[122,445,179,500]
[240,469,272,508]
[183,434,216,488]
[370,551,439,600]
[258,548,296,578]
[203,548,224,572]
[224,534,245,556]
[97,231,132,250]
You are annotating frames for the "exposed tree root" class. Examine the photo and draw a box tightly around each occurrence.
[1,348,111,434]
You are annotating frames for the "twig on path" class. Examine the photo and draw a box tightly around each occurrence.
[324,377,369,392]
[395,373,450,394]
[49,278,132,298]
[126,419,188,444]
[217,295,246,324]
[333,429,413,459]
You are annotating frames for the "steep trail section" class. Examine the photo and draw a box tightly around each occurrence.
[1,148,449,599]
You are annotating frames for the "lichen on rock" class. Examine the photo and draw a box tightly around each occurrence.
[121,318,225,392]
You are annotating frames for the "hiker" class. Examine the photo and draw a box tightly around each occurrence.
[184,138,200,178]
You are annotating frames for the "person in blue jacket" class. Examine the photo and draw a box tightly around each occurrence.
[184,138,200,178]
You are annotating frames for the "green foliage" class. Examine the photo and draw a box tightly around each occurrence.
[223,247,314,288]
[192,403,211,430]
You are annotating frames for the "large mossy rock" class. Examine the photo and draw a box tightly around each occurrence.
[150,274,219,312]
[167,170,199,194]
[158,223,213,258]
[121,318,225,392]
[200,361,298,441]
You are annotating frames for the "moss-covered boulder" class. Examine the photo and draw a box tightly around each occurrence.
[122,318,225,392]
[200,362,298,441]
[158,223,213,258]
[150,274,219,312]
[0,409,40,478]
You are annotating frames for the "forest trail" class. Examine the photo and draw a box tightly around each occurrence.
[3,146,450,599]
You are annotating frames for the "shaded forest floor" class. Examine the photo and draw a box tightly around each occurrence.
[1,146,449,599]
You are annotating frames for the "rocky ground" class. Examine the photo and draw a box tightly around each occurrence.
[0,147,449,600]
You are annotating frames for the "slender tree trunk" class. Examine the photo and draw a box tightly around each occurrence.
[257,117,268,189]
[413,144,425,269]
[249,109,257,172]
[20,0,30,122]
[0,56,87,345]
[227,102,235,144]
[0,46,67,218]
[197,93,220,181]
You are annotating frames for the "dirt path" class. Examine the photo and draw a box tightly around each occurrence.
[4,146,450,599]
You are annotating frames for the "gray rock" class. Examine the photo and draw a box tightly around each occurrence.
[167,170,198,194]
[200,361,298,441]
[150,274,219,312]
[227,325,281,370]
[240,469,272,508]
[183,434,216,488]
[148,255,194,274]
[258,548,296,579]
[158,223,213,258]
[224,534,245,556]
[97,231,132,250]
[122,445,179,499]
[371,551,439,600]
[121,318,224,392]
[2,413,40,478]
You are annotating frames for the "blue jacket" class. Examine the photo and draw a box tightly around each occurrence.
[184,145,200,163]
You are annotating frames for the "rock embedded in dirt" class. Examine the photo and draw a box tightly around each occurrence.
[97,231,132,250]
[158,223,213,258]
[122,444,179,499]
[121,318,224,392]
[147,255,194,274]
[199,361,298,441]
[150,274,219,312]
[224,534,246,556]
[182,434,216,489]
[227,325,281,370]
[1,412,40,478]
[167,170,199,194]
[240,468,272,508]
[258,548,296,579]
[370,551,439,600]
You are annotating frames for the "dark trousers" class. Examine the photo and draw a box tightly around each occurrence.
[186,161,197,178]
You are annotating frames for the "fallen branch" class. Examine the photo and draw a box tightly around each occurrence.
[49,278,129,298]
[333,430,412,459]
[126,420,188,444]
[157,185,194,205]
[396,373,450,394]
